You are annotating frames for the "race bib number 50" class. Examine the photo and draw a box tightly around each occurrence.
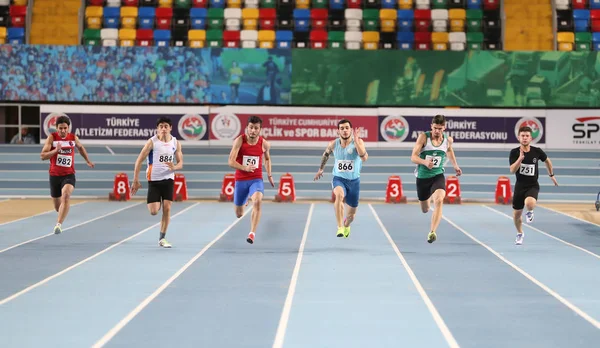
[243,155,259,167]
[56,154,72,167]
[337,160,354,172]
[519,163,535,176]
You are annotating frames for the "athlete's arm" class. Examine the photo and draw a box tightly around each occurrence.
[262,140,273,178]
[228,136,251,171]
[446,137,462,175]
[133,139,153,182]
[313,140,334,181]
[509,149,523,174]
[410,133,429,166]
[40,134,57,161]
[173,141,183,171]
[355,138,368,162]
[74,136,94,166]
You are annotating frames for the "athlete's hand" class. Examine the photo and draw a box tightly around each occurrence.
[55,142,62,152]
[131,179,141,195]
[313,169,323,181]
[354,127,362,140]
[550,176,558,186]
[426,158,434,169]
[519,149,525,161]
[87,161,95,168]
[244,164,257,172]
[268,175,275,187]
[454,166,462,176]
[166,162,176,171]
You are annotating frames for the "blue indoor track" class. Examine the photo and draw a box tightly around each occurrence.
[1,200,599,347]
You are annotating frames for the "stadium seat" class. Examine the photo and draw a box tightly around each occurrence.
[154,29,172,46]
[159,0,174,7]
[431,9,448,32]
[242,8,258,30]
[139,7,156,29]
[432,31,449,50]
[206,29,223,46]
[258,29,275,47]
[176,0,193,7]
[362,31,379,49]
[83,28,101,45]
[101,28,118,46]
[379,9,397,33]
[557,31,575,51]
[573,10,590,32]
[449,31,466,50]
[119,28,136,46]
[575,31,591,50]
[399,0,413,10]
[156,7,173,30]
[224,30,240,47]
[225,8,242,30]
[416,0,430,9]
[397,31,414,49]
[467,31,483,49]
[0,26,6,45]
[190,8,207,29]
[397,10,414,32]
[9,5,26,28]
[310,30,328,48]
[276,30,293,48]
[432,0,447,9]
[123,0,138,6]
[121,7,138,29]
[259,8,276,30]
[7,27,24,44]
[188,29,206,47]
[345,31,362,49]
[311,9,328,30]
[85,6,103,30]
[13,0,28,5]
[103,7,120,28]
[137,29,154,46]
[449,9,466,32]
[106,0,121,6]
[414,31,431,50]
[345,9,362,32]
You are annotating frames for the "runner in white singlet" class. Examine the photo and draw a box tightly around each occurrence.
[132,117,184,248]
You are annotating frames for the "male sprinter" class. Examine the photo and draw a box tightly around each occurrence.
[228,116,275,244]
[131,117,183,248]
[314,119,368,238]
[40,115,94,235]
[509,126,558,245]
[411,114,462,244]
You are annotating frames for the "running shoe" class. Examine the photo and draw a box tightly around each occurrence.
[515,233,524,245]
[525,211,534,224]
[427,230,437,244]
[159,238,172,248]
[53,224,62,235]
[247,232,255,244]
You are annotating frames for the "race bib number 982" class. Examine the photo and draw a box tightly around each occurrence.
[56,154,72,167]
[425,155,442,168]
[243,155,259,167]
[337,160,354,172]
[519,163,535,176]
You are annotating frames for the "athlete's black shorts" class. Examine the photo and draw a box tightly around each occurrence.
[147,179,174,204]
[416,173,446,201]
[49,174,76,198]
[512,183,540,210]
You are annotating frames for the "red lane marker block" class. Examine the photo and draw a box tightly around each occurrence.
[174,173,188,202]
[274,173,296,203]
[495,176,512,205]
[219,174,236,202]
[386,175,407,203]
[109,172,131,201]
[444,175,461,204]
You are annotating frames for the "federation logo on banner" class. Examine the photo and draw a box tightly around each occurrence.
[177,114,207,141]
[212,112,241,140]
[43,112,72,137]
[380,115,410,142]
[514,117,544,144]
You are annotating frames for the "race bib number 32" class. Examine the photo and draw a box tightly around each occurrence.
[337,160,354,172]
[425,155,442,168]
[519,163,535,176]
[56,154,72,167]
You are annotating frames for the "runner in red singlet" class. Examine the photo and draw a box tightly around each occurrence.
[228,116,275,244]
[40,115,94,235]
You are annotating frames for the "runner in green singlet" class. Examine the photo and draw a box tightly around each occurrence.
[410,115,462,244]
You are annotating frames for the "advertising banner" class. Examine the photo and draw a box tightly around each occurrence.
[208,106,379,146]
[377,108,546,148]
[40,105,209,144]
[546,110,600,149]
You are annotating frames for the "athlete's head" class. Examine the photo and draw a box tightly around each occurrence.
[518,126,532,146]
[430,115,446,140]
[156,117,172,137]
[338,119,352,140]
[247,116,262,140]
[56,115,71,138]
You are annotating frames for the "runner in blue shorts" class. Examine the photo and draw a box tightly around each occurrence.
[314,119,368,238]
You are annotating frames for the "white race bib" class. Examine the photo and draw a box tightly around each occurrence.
[243,155,259,167]
[425,155,442,168]
[56,154,72,167]
[158,154,173,163]
[519,163,535,176]
[336,160,354,172]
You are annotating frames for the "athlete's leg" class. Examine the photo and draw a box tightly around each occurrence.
[246,179,264,244]
[523,187,539,223]
[416,177,432,213]
[420,200,430,213]
[512,187,526,244]
[233,180,250,218]
[429,188,446,234]
[54,184,74,234]
[53,198,61,212]
[158,181,174,248]
[148,202,161,215]
[332,177,346,237]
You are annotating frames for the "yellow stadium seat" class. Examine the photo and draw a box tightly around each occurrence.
[121,7,138,29]
[398,0,413,10]
[0,27,6,40]
[380,9,397,33]
[362,31,380,50]
[13,0,28,5]
[119,28,137,40]
[159,0,174,7]
[449,9,466,32]
[85,6,103,30]
[296,0,310,9]
[120,40,135,47]
[258,30,275,48]
[228,0,243,7]
[558,42,573,51]
[432,32,449,50]
[242,8,259,30]
[0,38,5,44]
[188,29,206,48]
[557,32,574,51]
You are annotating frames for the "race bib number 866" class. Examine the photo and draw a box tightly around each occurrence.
[337,160,354,172]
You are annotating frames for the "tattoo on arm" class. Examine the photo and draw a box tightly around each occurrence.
[319,149,331,170]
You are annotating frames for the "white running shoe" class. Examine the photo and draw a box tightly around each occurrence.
[525,211,534,224]
[515,233,524,245]
[159,238,172,248]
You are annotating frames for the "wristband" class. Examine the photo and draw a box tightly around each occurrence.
[549,174,554,177]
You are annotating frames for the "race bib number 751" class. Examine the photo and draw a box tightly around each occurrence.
[519,163,535,176]
[56,154,72,167]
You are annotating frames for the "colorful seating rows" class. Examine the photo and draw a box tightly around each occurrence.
[0,0,27,45]
[556,0,600,50]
